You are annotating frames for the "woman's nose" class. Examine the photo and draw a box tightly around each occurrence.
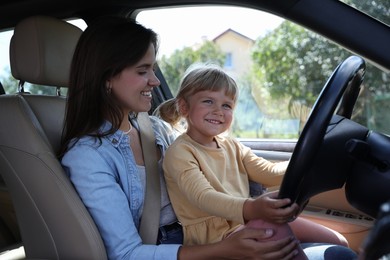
[149,73,160,87]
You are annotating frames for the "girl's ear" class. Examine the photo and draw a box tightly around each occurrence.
[178,98,189,117]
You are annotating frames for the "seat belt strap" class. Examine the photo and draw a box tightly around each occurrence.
[137,112,161,244]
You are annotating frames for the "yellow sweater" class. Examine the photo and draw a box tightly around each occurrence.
[163,133,287,245]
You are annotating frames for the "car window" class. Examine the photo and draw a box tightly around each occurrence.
[0,18,87,95]
[137,5,390,139]
[0,30,13,90]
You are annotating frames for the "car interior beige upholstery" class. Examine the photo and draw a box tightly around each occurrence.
[0,16,107,259]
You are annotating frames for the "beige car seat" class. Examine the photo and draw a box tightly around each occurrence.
[0,16,107,259]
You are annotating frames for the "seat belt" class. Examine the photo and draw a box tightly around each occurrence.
[137,112,161,244]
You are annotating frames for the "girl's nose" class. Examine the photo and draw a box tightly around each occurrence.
[212,106,223,116]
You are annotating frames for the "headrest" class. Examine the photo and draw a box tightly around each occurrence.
[10,16,83,88]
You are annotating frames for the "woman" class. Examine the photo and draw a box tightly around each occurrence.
[59,16,356,259]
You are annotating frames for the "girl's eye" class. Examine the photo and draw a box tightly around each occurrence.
[202,99,213,104]
[223,104,233,109]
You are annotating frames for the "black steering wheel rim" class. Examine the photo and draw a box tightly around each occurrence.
[278,56,366,210]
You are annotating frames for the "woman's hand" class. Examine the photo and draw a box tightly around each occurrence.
[220,227,300,260]
[243,190,299,223]
[178,227,300,260]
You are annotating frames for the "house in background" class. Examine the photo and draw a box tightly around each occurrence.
[212,28,299,138]
[212,28,255,80]
[212,29,264,136]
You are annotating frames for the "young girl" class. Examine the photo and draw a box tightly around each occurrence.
[158,64,349,259]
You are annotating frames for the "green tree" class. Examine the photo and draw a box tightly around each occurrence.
[252,21,351,108]
[1,67,18,93]
[343,0,390,25]
[343,0,390,131]
[251,15,390,132]
[158,40,225,95]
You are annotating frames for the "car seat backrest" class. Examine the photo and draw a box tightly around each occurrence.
[0,15,107,259]
[9,15,81,155]
[21,95,67,155]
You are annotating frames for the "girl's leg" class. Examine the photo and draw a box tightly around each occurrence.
[290,217,349,247]
[232,219,308,260]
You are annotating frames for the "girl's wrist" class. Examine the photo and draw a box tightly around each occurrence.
[243,198,255,222]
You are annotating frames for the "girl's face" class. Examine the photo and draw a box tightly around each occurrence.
[109,43,160,114]
[181,89,235,146]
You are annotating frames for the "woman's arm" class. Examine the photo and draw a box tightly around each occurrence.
[62,142,180,259]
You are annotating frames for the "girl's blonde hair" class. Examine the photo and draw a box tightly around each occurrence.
[154,63,238,127]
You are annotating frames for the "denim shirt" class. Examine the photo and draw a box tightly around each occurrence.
[61,116,181,260]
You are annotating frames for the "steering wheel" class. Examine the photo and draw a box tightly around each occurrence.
[278,56,366,212]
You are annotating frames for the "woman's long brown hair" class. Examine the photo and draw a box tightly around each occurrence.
[58,16,158,158]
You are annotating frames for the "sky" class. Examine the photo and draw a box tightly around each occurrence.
[0,6,284,77]
[0,31,13,76]
[137,6,284,58]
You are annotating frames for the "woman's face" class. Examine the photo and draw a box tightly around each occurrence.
[109,43,160,114]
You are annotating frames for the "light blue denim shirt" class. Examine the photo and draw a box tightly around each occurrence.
[62,116,181,260]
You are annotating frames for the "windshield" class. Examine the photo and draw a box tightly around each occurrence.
[138,5,390,138]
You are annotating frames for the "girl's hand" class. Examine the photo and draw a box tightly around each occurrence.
[243,190,299,223]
